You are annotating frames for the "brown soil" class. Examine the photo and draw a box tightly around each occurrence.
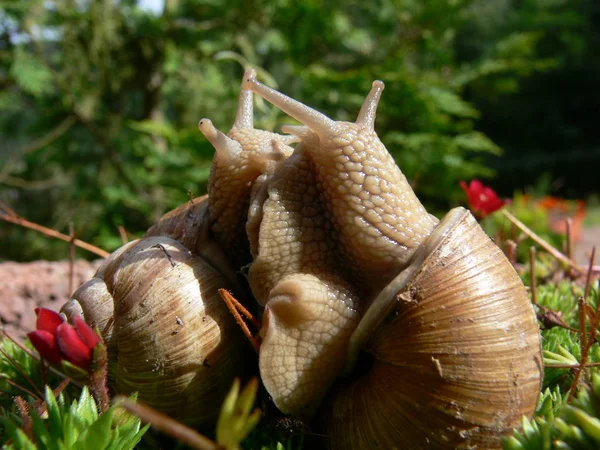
[0,260,102,339]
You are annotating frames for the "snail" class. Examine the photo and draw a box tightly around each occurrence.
[60,68,295,427]
[60,69,543,448]
[240,76,543,448]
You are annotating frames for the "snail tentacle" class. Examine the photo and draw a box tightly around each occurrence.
[355,80,385,129]
[232,67,256,130]
[243,76,338,137]
[203,74,297,267]
[198,119,242,163]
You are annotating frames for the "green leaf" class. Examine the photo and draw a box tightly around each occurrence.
[543,346,578,365]
[73,387,99,426]
[44,386,64,443]
[3,424,38,450]
[109,423,150,450]
[563,407,600,442]
[217,378,261,450]
[502,435,524,450]
[453,131,503,156]
[59,360,90,381]
[76,407,113,450]
[30,406,54,450]
[62,406,78,448]
[10,47,54,97]
[426,86,480,118]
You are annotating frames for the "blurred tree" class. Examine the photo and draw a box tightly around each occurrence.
[0,0,588,261]
[456,0,600,197]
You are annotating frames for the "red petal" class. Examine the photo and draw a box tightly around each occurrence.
[480,186,506,216]
[460,180,482,213]
[481,186,499,201]
[28,330,64,366]
[74,317,100,350]
[35,308,64,335]
[470,180,484,192]
[460,180,507,219]
[56,323,92,370]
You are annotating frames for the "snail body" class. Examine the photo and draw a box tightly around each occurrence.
[61,69,542,448]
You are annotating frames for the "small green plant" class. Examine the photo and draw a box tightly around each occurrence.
[1,386,148,450]
[501,242,600,449]
[504,374,600,449]
[0,338,47,411]
[217,378,261,449]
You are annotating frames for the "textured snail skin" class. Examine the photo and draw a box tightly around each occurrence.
[200,68,297,270]
[247,143,362,416]
[236,78,442,417]
[244,79,439,292]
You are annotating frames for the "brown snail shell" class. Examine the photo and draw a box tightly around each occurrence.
[63,197,212,351]
[62,239,140,380]
[62,236,248,428]
[323,208,542,449]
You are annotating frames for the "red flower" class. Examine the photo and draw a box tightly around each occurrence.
[28,308,100,371]
[460,180,508,219]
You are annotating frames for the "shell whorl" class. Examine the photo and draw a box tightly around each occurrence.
[62,236,249,428]
[323,208,542,449]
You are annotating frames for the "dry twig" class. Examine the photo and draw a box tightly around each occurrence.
[218,289,261,353]
[0,202,109,258]
[502,209,600,275]
[116,398,220,450]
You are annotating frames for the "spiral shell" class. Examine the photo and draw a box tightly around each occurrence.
[323,208,543,449]
[62,236,248,427]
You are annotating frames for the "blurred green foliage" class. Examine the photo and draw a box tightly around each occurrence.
[0,0,597,260]
[460,0,600,197]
